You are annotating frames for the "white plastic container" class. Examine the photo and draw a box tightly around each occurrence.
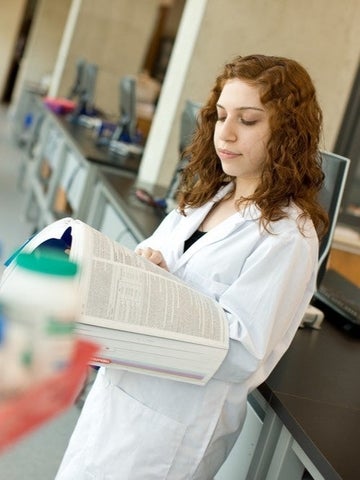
[0,251,80,390]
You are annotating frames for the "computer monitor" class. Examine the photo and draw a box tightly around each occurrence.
[67,58,86,100]
[68,59,98,119]
[164,100,202,211]
[310,152,360,336]
[83,63,98,115]
[111,76,137,143]
[338,155,360,229]
[179,100,202,153]
[316,151,350,287]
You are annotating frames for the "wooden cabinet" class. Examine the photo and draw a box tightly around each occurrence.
[328,248,360,287]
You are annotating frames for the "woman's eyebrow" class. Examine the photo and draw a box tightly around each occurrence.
[216,103,265,112]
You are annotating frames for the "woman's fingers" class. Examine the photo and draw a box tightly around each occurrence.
[136,247,169,270]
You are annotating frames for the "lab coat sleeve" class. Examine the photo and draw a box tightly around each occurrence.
[212,230,318,384]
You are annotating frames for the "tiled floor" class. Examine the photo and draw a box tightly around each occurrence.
[0,103,80,479]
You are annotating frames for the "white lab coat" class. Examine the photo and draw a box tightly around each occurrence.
[56,184,319,480]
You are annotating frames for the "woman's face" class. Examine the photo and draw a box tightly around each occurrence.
[214,78,271,185]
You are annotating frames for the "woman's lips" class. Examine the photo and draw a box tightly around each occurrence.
[217,148,241,159]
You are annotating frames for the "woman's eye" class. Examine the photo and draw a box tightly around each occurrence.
[216,114,258,125]
[240,118,257,126]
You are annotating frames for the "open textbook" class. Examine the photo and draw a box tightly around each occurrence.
[1,218,229,385]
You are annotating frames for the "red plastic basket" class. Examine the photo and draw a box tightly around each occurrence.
[43,97,76,114]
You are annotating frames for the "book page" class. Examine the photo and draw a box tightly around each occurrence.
[70,220,228,347]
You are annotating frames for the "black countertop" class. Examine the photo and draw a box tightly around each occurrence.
[260,320,360,480]
[40,99,141,173]
[58,116,141,173]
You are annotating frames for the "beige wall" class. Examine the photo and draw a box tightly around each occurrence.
[148,0,360,187]
[12,0,162,118]
[6,0,359,190]
[0,0,27,99]
[187,0,360,151]
[12,0,71,106]
[56,0,160,117]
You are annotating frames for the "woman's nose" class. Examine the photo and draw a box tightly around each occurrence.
[219,119,237,142]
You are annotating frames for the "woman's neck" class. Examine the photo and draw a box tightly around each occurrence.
[233,176,260,199]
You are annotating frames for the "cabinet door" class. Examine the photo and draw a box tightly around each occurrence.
[60,150,87,212]
[97,200,139,250]
[100,203,129,240]
[215,401,263,479]
[117,230,139,250]
[87,181,143,248]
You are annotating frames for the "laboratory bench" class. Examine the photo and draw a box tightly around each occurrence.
[16,92,143,230]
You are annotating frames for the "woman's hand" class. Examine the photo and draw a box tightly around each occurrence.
[136,247,169,270]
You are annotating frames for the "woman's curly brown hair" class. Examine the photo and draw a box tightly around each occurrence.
[177,54,329,238]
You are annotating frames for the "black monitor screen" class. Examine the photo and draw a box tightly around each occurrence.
[339,155,360,228]
[179,100,202,153]
[68,58,86,99]
[68,59,98,116]
[119,76,137,141]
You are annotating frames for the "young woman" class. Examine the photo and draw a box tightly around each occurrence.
[56,54,328,479]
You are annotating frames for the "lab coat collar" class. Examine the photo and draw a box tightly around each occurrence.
[172,184,261,270]
[183,183,262,221]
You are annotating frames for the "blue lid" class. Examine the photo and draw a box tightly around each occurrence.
[0,306,5,344]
